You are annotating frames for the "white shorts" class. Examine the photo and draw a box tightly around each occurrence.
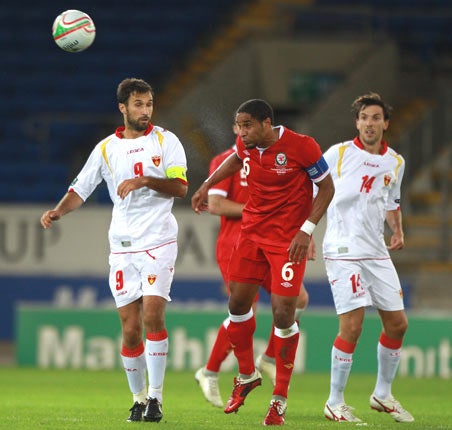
[108,241,177,308]
[324,258,404,314]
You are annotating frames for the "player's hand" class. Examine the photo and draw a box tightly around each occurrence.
[117,177,145,200]
[307,237,316,261]
[288,230,311,264]
[40,210,60,229]
[387,232,404,250]
[191,184,209,214]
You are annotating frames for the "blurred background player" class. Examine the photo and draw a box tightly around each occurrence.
[192,99,334,425]
[40,78,188,423]
[195,126,311,408]
[321,93,414,423]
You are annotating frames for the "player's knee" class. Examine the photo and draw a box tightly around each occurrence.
[389,319,408,338]
[273,306,296,328]
[296,290,309,309]
[122,324,143,346]
[340,323,363,343]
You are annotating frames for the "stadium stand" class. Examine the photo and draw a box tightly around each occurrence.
[0,0,245,203]
[292,0,451,65]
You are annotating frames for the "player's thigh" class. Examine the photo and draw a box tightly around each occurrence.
[325,259,372,314]
[367,259,404,311]
[109,252,143,308]
[265,248,305,297]
[229,236,268,285]
[139,242,177,301]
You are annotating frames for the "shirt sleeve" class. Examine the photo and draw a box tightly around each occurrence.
[302,136,330,183]
[69,144,104,201]
[162,131,188,184]
[386,155,405,211]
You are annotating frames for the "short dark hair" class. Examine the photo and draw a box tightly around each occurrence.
[117,78,154,104]
[351,92,392,120]
[235,99,274,124]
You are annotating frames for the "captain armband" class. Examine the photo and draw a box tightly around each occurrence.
[166,166,188,183]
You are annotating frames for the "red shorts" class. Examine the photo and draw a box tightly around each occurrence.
[229,235,305,297]
[218,257,260,302]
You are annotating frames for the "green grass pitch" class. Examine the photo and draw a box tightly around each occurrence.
[0,368,450,429]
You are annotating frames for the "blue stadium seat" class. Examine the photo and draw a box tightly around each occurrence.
[1,1,245,202]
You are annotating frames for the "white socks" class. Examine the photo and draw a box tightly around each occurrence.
[121,352,147,403]
[145,337,168,402]
[373,342,401,399]
[328,346,353,406]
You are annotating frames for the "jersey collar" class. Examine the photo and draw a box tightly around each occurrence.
[353,137,388,155]
[115,123,154,138]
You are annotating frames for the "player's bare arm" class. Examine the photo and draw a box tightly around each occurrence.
[40,191,84,229]
[208,194,245,218]
[117,176,188,200]
[192,153,242,214]
[288,174,334,263]
[385,209,405,250]
[309,173,335,225]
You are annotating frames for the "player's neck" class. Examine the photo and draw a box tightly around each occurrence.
[363,142,382,155]
[122,128,146,139]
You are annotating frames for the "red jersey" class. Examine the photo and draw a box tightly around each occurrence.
[208,146,249,279]
[236,126,327,247]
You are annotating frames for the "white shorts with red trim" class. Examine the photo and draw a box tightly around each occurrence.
[108,241,177,308]
[325,258,404,314]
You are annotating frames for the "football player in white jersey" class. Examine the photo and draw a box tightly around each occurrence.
[321,93,414,423]
[40,78,188,423]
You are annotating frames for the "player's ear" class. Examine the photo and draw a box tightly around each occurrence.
[118,103,126,114]
[263,117,272,128]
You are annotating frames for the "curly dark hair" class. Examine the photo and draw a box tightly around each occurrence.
[116,78,154,104]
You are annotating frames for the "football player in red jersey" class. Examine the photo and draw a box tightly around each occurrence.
[195,126,312,410]
[192,99,334,425]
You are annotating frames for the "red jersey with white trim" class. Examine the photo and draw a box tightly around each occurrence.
[208,146,248,272]
[69,124,187,253]
[236,126,329,247]
[322,137,405,259]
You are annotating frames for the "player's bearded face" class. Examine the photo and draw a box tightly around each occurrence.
[123,92,153,132]
[126,110,150,132]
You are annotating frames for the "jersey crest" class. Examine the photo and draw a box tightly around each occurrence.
[152,155,161,167]
[275,152,287,166]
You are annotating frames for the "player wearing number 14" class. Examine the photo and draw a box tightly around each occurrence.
[321,92,414,423]
[40,78,188,422]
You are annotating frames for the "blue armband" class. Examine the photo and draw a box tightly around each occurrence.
[305,156,329,181]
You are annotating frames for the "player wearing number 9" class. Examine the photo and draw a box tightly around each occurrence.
[40,78,188,423]
[191,98,334,425]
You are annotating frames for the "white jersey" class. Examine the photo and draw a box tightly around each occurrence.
[69,124,187,253]
[322,138,404,259]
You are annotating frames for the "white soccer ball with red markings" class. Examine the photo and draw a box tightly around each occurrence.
[52,10,96,53]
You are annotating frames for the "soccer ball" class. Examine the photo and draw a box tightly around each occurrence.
[52,10,96,53]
